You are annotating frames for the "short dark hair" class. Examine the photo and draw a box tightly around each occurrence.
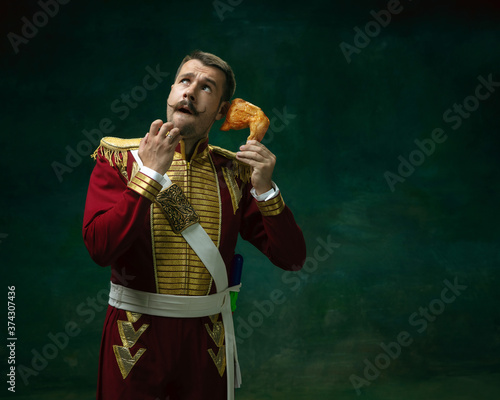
[175,50,236,102]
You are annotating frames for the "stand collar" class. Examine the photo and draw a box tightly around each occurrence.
[175,137,210,161]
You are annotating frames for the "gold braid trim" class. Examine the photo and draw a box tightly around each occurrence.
[91,137,142,179]
[209,145,252,183]
[128,172,161,202]
[257,192,286,217]
[222,167,242,214]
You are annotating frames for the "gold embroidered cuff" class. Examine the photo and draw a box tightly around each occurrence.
[128,171,162,202]
[257,192,286,217]
[155,184,200,234]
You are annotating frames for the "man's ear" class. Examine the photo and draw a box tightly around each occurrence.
[215,101,230,121]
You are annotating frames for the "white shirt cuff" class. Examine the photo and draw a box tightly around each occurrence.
[139,166,172,189]
[251,182,280,202]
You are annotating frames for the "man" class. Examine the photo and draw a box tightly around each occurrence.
[83,50,306,400]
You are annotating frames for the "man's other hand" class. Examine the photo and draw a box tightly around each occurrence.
[236,140,276,195]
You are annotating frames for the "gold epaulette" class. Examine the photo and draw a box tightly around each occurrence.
[209,145,252,183]
[91,136,142,169]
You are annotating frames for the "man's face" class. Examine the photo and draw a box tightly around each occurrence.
[166,59,228,141]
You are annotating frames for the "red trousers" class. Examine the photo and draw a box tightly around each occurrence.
[97,306,227,400]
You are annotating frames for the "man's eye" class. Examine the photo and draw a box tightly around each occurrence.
[180,78,189,84]
[203,85,212,93]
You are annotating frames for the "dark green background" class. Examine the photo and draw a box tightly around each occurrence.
[2,0,499,398]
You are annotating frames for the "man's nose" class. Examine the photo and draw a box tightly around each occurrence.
[183,87,196,102]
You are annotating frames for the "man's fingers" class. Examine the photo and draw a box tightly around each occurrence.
[150,119,164,136]
[168,127,181,140]
[147,121,181,144]
[240,141,272,156]
[241,140,262,150]
[245,140,267,149]
[165,128,181,144]
[158,122,174,134]
[236,150,265,163]
[159,124,181,142]
[238,141,275,162]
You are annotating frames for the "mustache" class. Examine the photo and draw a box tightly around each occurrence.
[168,100,206,116]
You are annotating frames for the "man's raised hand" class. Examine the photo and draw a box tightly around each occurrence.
[138,120,181,175]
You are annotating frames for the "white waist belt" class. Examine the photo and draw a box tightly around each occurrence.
[109,281,241,318]
[108,282,242,398]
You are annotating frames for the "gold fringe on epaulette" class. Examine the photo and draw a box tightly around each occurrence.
[91,145,128,175]
[233,161,252,183]
[209,144,252,183]
[90,147,99,161]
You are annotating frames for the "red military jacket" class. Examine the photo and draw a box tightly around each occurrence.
[83,136,306,295]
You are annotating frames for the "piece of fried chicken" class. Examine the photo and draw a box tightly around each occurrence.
[220,98,270,142]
